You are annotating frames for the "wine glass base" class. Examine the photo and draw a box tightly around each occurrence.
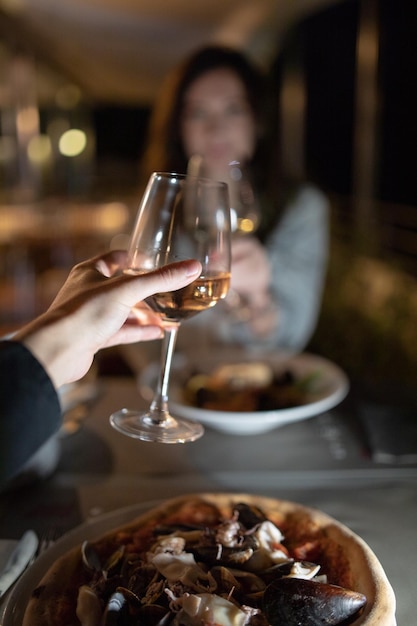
[109,408,204,443]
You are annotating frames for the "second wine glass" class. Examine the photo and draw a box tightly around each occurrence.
[110,172,231,443]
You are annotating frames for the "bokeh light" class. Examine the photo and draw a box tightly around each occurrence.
[27,134,52,164]
[58,129,87,157]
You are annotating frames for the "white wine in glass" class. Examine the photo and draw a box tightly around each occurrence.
[110,172,231,443]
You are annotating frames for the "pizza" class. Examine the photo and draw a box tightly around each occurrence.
[22,493,392,625]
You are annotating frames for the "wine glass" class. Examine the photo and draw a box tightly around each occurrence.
[224,161,261,319]
[110,172,232,443]
[228,161,261,236]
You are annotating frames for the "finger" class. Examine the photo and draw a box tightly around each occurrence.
[69,250,127,279]
[117,259,202,305]
[105,325,164,347]
[127,303,161,326]
[94,250,128,277]
[52,257,202,317]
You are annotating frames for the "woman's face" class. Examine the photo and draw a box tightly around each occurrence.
[180,68,257,178]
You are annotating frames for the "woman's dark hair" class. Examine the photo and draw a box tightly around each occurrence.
[141,45,268,180]
[140,45,300,238]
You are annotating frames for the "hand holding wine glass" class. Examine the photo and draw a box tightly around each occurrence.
[110,172,231,443]
[222,161,269,321]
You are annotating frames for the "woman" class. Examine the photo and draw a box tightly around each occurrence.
[141,45,329,351]
[0,251,201,486]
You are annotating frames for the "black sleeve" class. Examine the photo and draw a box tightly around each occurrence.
[0,340,62,488]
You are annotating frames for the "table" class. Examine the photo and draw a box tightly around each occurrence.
[0,375,416,625]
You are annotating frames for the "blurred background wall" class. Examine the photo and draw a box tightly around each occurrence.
[0,0,416,386]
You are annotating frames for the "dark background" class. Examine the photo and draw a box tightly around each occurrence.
[92,0,417,208]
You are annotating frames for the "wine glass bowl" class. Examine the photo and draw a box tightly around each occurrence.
[110,172,231,443]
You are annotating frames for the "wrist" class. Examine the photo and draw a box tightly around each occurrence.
[14,315,77,389]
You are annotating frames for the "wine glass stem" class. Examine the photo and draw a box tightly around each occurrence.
[149,325,179,423]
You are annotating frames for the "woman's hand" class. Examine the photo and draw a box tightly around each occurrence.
[14,251,201,388]
[230,236,271,308]
[228,237,278,337]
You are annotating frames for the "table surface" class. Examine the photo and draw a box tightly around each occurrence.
[0,371,416,625]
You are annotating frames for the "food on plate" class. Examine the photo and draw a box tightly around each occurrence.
[182,362,322,412]
[23,494,370,626]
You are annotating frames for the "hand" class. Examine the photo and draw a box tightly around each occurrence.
[227,237,279,338]
[230,236,271,309]
[14,251,201,388]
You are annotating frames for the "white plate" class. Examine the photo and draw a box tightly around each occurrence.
[0,494,396,626]
[140,352,349,435]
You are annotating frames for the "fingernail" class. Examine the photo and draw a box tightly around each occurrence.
[185,260,201,276]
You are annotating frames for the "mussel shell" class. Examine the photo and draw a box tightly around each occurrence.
[127,563,160,599]
[103,588,154,626]
[192,536,257,567]
[211,565,240,594]
[153,523,205,534]
[233,502,267,528]
[104,545,126,575]
[263,577,367,626]
[261,559,295,582]
[102,591,129,626]
[211,565,266,596]
[81,540,102,572]
[115,586,141,607]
